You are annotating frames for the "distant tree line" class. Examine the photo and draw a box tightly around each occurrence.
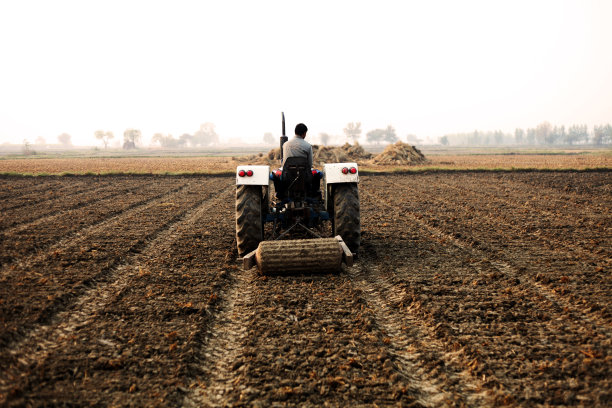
[438,122,612,146]
[316,122,403,146]
[149,123,219,148]
[90,123,220,149]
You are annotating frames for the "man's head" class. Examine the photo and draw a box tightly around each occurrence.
[295,123,308,138]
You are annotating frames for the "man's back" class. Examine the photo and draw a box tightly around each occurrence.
[282,136,313,169]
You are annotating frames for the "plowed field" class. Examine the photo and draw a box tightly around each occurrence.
[0,172,610,407]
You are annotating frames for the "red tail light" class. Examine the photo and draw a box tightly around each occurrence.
[349,167,357,174]
[238,170,246,177]
[342,167,349,174]
[246,170,253,177]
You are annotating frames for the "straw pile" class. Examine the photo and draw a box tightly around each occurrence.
[372,142,427,165]
[234,141,427,166]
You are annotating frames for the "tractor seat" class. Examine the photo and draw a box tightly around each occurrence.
[281,156,312,201]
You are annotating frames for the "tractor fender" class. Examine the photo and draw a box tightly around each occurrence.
[323,163,359,184]
[236,165,270,185]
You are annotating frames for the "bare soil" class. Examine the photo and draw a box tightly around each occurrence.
[0,171,610,407]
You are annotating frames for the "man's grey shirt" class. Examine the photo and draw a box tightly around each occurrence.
[282,136,313,169]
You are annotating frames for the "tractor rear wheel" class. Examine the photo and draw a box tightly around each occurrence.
[236,185,263,256]
[332,183,360,253]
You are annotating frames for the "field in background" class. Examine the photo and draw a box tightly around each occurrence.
[0,146,610,175]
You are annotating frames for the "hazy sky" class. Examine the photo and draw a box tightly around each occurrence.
[1,0,611,145]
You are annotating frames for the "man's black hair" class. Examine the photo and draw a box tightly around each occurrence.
[295,123,308,137]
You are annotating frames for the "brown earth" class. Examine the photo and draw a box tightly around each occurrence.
[0,172,610,406]
[0,151,610,175]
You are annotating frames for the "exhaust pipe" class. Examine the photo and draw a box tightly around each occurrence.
[280,112,288,162]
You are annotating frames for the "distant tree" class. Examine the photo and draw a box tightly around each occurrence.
[343,122,362,143]
[535,121,551,145]
[35,136,46,146]
[152,133,163,146]
[514,128,524,144]
[405,134,421,144]
[94,130,114,149]
[57,133,72,146]
[467,130,481,145]
[439,135,449,146]
[22,139,35,155]
[319,132,330,146]
[179,133,193,147]
[152,133,180,148]
[593,124,612,145]
[382,125,398,143]
[565,124,588,145]
[493,130,504,145]
[366,129,385,144]
[556,126,566,144]
[192,123,219,147]
[263,132,275,145]
[547,125,564,144]
[123,128,141,149]
[526,128,536,144]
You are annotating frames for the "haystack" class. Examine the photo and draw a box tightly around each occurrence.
[234,141,427,167]
[372,142,428,165]
[234,142,372,166]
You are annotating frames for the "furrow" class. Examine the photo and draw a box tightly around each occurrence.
[404,176,609,265]
[0,178,66,202]
[0,179,139,231]
[382,176,611,323]
[0,185,231,403]
[0,178,96,211]
[349,264,494,407]
[400,203,612,340]
[432,176,610,262]
[183,268,256,407]
[0,179,188,271]
[0,180,214,350]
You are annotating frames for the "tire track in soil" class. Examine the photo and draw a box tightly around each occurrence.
[0,179,216,350]
[187,271,426,406]
[0,178,97,212]
[350,264,501,407]
[355,183,504,407]
[0,179,189,271]
[383,175,611,330]
[0,179,137,231]
[183,266,256,407]
[0,184,233,404]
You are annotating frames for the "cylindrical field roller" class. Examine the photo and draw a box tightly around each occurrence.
[256,238,343,274]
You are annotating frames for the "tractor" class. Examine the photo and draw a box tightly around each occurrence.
[236,113,360,274]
